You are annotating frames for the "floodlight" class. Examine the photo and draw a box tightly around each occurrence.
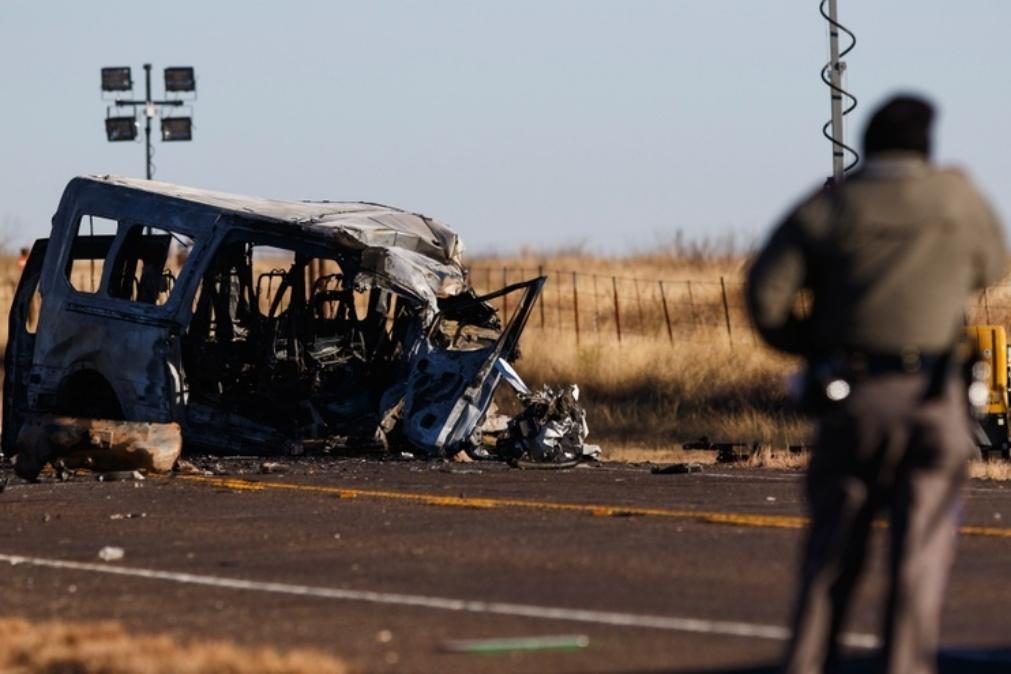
[164,67,195,92]
[161,117,192,141]
[105,116,138,142]
[101,67,133,92]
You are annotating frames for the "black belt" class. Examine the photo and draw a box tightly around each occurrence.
[841,351,947,376]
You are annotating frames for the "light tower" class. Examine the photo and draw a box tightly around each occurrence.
[100,64,197,180]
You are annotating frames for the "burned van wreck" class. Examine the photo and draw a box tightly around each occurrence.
[4,176,595,479]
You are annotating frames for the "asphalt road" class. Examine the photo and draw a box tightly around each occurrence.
[1,457,1010,674]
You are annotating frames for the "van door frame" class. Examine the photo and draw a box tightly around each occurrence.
[2,239,48,457]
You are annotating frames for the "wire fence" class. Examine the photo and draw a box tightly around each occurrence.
[467,266,748,347]
[467,266,1011,348]
[1,268,1010,350]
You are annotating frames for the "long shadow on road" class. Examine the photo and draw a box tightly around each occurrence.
[620,648,1011,674]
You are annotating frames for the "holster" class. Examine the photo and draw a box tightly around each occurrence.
[795,359,848,416]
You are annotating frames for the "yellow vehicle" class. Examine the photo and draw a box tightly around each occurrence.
[965,325,1011,460]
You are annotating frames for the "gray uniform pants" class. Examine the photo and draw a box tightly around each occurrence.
[783,372,973,674]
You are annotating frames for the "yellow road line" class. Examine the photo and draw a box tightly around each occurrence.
[176,475,1011,539]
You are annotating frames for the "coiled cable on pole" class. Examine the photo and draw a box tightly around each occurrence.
[820,0,859,176]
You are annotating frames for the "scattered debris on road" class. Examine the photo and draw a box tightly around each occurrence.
[109,512,147,520]
[651,462,703,475]
[97,470,147,482]
[683,437,760,463]
[259,461,286,474]
[97,546,125,562]
[174,459,211,475]
[494,385,601,464]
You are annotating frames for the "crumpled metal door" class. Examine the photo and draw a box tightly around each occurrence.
[399,277,545,456]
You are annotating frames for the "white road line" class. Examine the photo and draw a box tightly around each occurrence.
[2,552,878,650]
[700,472,799,482]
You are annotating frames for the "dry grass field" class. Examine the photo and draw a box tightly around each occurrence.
[0,617,347,674]
[512,333,808,448]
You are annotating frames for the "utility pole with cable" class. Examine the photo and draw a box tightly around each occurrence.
[827,0,845,182]
[820,0,859,183]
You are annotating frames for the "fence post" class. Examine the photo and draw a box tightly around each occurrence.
[610,276,618,345]
[720,276,734,348]
[556,271,563,328]
[501,267,509,321]
[686,280,698,326]
[983,287,992,324]
[571,271,580,345]
[633,278,644,335]
[592,274,600,340]
[659,281,674,345]
[537,264,546,329]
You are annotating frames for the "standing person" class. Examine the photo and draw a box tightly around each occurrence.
[746,94,1007,674]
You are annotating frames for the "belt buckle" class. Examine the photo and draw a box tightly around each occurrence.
[900,347,921,373]
[846,352,868,375]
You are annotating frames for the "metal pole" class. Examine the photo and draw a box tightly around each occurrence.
[572,271,580,346]
[592,274,600,340]
[659,281,674,346]
[686,280,698,327]
[828,0,845,183]
[143,63,153,180]
[538,265,546,329]
[556,271,562,328]
[612,276,622,344]
[720,277,734,349]
[634,278,644,334]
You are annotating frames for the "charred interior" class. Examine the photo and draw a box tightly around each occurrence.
[182,236,427,446]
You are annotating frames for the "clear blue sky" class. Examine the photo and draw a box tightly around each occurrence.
[1,1,1007,253]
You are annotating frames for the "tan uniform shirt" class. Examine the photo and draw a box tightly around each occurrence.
[747,153,1008,356]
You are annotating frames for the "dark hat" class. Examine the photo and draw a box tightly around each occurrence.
[862,95,935,158]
